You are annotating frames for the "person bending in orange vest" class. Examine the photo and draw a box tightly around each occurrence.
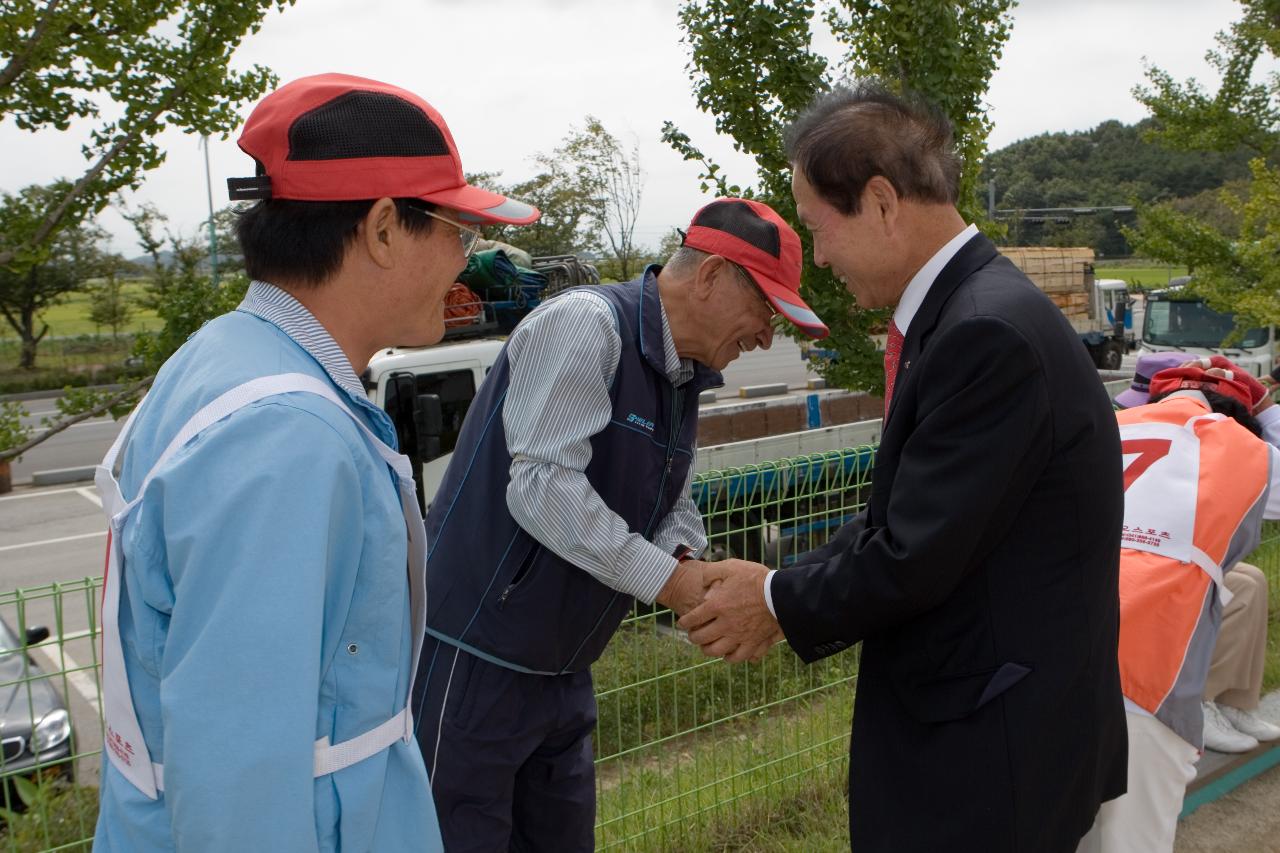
[1079,357,1280,852]
[1113,354,1280,754]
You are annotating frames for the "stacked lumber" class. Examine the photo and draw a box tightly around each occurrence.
[998,246,1095,322]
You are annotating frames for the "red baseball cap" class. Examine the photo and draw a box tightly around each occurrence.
[1148,365,1255,411]
[228,73,539,225]
[681,198,829,339]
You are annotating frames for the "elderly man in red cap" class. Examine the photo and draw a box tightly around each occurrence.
[1080,356,1280,852]
[93,74,537,852]
[414,197,828,852]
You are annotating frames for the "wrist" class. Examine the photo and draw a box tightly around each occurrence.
[656,561,690,607]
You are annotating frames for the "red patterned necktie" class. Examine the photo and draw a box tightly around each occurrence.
[883,319,904,416]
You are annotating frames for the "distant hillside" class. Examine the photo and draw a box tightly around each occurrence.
[128,251,174,268]
[981,119,1255,256]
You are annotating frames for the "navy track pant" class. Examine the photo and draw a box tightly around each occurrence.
[413,636,597,852]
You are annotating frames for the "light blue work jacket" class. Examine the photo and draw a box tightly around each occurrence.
[93,283,442,852]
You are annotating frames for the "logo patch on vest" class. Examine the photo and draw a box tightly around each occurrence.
[626,413,655,432]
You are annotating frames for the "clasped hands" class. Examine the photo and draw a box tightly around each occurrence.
[655,558,784,664]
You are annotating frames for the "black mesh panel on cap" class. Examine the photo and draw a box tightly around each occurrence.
[288,91,450,160]
[693,201,781,258]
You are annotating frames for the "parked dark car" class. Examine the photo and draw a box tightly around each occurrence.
[0,617,74,811]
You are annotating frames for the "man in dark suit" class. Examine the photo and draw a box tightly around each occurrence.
[680,81,1128,852]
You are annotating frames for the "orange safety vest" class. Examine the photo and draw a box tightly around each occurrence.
[1116,393,1270,747]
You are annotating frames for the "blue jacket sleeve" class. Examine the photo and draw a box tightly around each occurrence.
[145,402,365,850]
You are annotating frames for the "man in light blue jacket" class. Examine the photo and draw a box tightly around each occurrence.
[92,73,538,851]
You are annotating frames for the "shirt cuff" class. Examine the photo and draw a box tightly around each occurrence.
[616,539,681,604]
[764,570,778,618]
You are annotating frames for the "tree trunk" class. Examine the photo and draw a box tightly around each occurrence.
[0,459,10,494]
[16,300,46,369]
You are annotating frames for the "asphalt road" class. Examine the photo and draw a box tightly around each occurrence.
[10,399,119,484]
[0,484,108,786]
[5,337,820,486]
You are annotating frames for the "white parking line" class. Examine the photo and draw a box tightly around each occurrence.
[0,486,84,503]
[31,643,101,716]
[0,531,105,553]
[76,487,102,508]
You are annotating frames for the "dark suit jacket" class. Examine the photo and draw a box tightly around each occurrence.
[772,233,1127,853]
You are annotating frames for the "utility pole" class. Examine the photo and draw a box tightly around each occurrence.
[202,135,220,285]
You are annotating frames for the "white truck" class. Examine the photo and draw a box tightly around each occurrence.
[362,337,505,513]
[1128,277,1277,377]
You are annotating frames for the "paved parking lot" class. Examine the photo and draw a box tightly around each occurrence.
[1,483,110,785]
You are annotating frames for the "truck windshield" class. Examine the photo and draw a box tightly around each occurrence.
[1143,299,1269,349]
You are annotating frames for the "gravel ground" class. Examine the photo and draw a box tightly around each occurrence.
[1176,762,1280,853]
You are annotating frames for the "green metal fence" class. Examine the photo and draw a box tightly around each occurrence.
[2,443,1279,852]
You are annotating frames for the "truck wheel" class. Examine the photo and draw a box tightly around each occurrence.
[1099,342,1123,371]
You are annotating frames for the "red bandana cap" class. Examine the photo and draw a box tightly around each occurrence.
[1148,365,1255,411]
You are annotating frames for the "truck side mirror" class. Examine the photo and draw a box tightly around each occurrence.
[24,626,49,646]
[415,393,444,462]
[391,374,417,452]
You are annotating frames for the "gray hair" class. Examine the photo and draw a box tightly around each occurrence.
[664,245,758,291]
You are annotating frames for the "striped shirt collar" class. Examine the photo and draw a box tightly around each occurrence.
[658,299,696,386]
[236,280,367,401]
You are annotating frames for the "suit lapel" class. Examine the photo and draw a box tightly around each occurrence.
[885,233,999,425]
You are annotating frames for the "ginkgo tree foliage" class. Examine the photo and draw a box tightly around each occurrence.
[1129,0,1280,330]
[663,0,1014,392]
[0,0,292,273]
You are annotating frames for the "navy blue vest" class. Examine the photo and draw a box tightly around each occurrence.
[424,270,720,674]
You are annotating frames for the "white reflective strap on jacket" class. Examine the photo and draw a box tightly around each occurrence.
[96,372,427,800]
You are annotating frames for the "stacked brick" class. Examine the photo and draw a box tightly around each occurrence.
[998,246,1096,331]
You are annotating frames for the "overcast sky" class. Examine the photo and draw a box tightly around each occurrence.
[0,0,1265,256]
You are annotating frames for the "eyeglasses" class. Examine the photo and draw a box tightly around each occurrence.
[407,204,483,258]
[731,265,778,320]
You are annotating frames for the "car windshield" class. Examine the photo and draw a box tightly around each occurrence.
[1143,299,1269,349]
[0,619,18,655]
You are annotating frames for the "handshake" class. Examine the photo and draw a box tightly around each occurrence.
[654,558,786,664]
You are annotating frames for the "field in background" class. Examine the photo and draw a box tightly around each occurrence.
[0,282,158,342]
[1096,264,1188,289]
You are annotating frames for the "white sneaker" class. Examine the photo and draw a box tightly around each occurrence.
[1203,702,1259,753]
[1219,704,1280,742]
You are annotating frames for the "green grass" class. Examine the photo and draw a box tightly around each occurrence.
[1250,526,1280,694]
[0,336,142,394]
[0,281,159,342]
[1096,265,1188,289]
[595,669,854,851]
[593,613,859,756]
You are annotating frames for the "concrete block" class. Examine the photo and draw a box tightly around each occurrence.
[32,466,95,486]
[737,383,789,399]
